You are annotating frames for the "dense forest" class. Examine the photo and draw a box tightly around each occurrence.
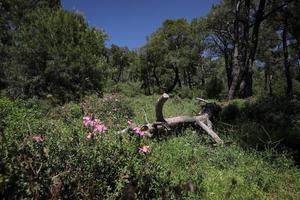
[1,0,300,199]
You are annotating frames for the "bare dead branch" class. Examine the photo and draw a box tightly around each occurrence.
[118,94,223,145]
[196,97,209,104]
[155,93,169,122]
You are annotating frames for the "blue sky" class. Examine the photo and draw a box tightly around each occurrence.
[62,0,220,49]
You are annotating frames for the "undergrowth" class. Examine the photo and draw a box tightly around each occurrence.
[0,95,300,199]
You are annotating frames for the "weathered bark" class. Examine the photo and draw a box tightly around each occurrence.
[239,0,266,98]
[155,93,169,122]
[229,0,279,99]
[228,0,241,100]
[195,120,223,144]
[228,44,240,100]
[224,51,233,89]
[120,93,224,144]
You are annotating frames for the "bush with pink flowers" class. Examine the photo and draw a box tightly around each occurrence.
[0,98,167,199]
[81,94,134,129]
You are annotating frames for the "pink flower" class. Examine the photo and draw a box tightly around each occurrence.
[127,120,133,125]
[133,127,145,137]
[32,135,44,143]
[93,123,107,133]
[139,145,151,154]
[83,116,108,133]
[83,116,93,127]
[92,119,107,133]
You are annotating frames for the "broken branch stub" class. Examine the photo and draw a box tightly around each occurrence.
[155,93,169,122]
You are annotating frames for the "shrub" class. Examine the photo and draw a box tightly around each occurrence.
[0,98,169,199]
[220,103,240,123]
[81,95,134,130]
[0,98,18,134]
[175,86,194,99]
[4,8,108,103]
[234,96,300,151]
[104,82,142,98]
[205,77,224,99]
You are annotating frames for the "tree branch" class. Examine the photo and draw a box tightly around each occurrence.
[155,93,169,122]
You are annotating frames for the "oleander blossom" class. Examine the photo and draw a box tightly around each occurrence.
[83,116,107,139]
[32,135,44,143]
[83,116,93,127]
[93,123,107,133]
[133,127,145,136]
[139,145,151,154]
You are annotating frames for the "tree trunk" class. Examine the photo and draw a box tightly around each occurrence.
[264,62,273,96]
[153,66,161,90]
[183,68,187,85]
[117,66,124,83]
[232,0,266,99]
[165,65,179,93]
[282,13,293,97]
[224,51,233,90]
[228,0,241,100]
[187,67,193,88]
[141,67,151,95]
[228,45,240,100]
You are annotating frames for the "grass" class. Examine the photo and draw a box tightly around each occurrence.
[150,132,300,199]
[130,94,300,199]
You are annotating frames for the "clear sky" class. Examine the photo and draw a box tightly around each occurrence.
[62,0,221,49]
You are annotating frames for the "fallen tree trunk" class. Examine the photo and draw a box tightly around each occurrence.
[120,93,224,145]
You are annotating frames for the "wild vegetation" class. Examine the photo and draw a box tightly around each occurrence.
[1,0,300,199]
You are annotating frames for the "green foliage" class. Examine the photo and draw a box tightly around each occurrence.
[220,103,240,123]
[241,96,300,148]
[104,81,143,98]
[140,18,206,93]
[1,95,300,199]
[150,131,300,200]
[0,98,18,134]
[108,44,131,83]
[0,97,167,199]
[175,86,195,99]
[81,95,135,129]
[3,8,107,103]
[205,77,224,99]
[221,96,300,152]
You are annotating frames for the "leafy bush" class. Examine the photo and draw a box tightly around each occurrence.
[220,103,240,123]
[104,81,143,98]
[3,8,108,103]
[0,97,170,199]
[81,95,135,130]
[175,86,194,99]
[224,96,300,152]
[205,77,224,99]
